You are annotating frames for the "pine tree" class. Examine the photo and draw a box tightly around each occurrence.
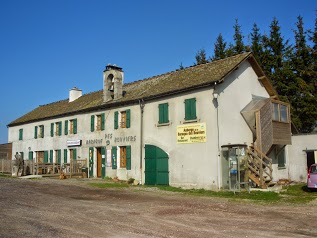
[233,19,245,54]
[250,23,263,63]
[212,33,227,61]
[194,48,208,65]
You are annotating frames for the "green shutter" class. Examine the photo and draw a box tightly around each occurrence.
[73,119,77,134]
[159,103,169,124]
[114,111,118,129]
[58,121,62,136]
[126,146,131,170]
[51,123,54,137]
[34,126,38,139]
[73,149,77,160]
[20,152,24,160]
[65,120,68,135]
[58,150,61,164]
[91,115,95,132]
[185,98,197,120]
[28,151,33,161]
[112,146,117,169]
[19,129,23,140]
[50,150,53,163]
[101,113,105,131]
[89,147,94,177]
[44,151,48,163]
[126,109,131,128]
[41,125,44,138]
[64,149,67,163]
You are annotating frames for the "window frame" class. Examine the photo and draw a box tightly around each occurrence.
[272,101,289,123]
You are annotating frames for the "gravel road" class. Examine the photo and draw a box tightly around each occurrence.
[0,177,316,238]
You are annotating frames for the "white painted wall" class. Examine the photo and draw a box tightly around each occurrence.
[286,134,317,182]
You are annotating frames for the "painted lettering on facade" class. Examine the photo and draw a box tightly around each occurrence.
[86,139,103,145]
[114,136,136,143]
[177,123,206,144]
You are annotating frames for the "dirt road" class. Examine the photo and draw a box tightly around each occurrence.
[0,177,316,238]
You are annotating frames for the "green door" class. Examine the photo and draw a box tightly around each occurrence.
[144,145,169,185]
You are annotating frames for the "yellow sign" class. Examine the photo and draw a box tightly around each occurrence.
[177,123,207,144]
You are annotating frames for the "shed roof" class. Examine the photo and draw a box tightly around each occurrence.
[8,52,274,127]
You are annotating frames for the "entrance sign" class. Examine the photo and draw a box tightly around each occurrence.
[177,123,206,144]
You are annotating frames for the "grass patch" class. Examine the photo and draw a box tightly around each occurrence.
[0,174,13,178]
[155,185,279,202]
[153,183,317,204]
[89,182,129,189]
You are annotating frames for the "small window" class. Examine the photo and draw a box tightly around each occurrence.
[39,125,44,138]
[115,110,130,129]
[184,98,197,121]
[119,146,131,170]
[272,102,289,123]
[70,119,77,134]
[310,165,317,174]
[55,122,62,136]
[277,147,286,168]
[158,103,169,124]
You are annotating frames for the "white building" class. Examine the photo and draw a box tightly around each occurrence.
[8,52,294,190]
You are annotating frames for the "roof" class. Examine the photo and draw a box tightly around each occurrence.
[8,52,275,127]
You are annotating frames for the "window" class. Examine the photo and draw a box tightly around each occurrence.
[118,146,131,169]
[37,151,44,164]
[114,110,130,129]
[34,125,44,139]
[70,148,77,161]
[19,129,23,140]
[184,98,197,121]
[55,122,62,136]
[70,119,77,134]
[55,149,61,164]
[39,125,44,138]
[91,114,104,132]
[66,119,77,135]
[277,147,286,168]
[158,103,169,124]
[272,102,289,123]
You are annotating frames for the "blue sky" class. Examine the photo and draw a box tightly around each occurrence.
[0,0,316,144]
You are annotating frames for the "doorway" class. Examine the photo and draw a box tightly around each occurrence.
[97,148,102,178]
[144,144,169,185]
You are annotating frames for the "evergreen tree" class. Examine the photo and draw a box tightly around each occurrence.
[194,48,208,65]
[212,33,227,60]
[179,62,184,70]
[233,19,245,54]
[289,15,317,132]
[250,23,263,63]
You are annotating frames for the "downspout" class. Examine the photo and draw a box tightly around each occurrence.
[139,99,145,184]
[213,83,221,190]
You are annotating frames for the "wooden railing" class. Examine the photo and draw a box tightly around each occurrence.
[246,146,273,189]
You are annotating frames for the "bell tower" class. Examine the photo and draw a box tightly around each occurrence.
[103,64,124,102]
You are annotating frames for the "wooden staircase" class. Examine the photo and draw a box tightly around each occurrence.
[246,146,273,189]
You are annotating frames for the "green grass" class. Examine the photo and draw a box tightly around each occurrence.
[0,173,13,178]
[86,181,317,204]
[89,182,129,189]
[153,183,317,204]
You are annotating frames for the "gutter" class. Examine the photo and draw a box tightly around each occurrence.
[139,99,145,184]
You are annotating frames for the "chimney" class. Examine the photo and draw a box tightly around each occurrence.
[103,64,124,102]
[69,87,82,102]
